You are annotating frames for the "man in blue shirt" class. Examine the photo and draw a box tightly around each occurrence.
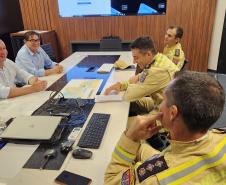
[16,31,63,77]
[0,39,47,99]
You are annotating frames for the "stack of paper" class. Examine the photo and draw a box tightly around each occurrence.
[95,94,123,103]
[97,64,114,73]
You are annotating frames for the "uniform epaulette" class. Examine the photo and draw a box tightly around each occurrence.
[212,128,226,134]
[175,49,180,57]
[137,155,168,183]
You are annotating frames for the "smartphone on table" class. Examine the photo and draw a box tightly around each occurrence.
[55,170,92,185]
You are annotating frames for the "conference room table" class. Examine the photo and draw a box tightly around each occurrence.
[0,51,135,185]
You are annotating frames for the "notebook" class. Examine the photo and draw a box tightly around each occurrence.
[0,116,62,140]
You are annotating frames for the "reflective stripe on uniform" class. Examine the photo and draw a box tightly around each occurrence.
[157,136,226,185]
[113,145,136,165]
[153,54,165,68]
[153,53,178,72]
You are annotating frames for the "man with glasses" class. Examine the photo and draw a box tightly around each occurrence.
[16,31,63,77]
[0,39,47,99]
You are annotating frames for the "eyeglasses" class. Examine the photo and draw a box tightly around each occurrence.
[28,39,40,44]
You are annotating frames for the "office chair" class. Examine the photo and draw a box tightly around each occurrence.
[100,36,122,51]
[11,36,24,58]
[41,43,56,62]
[181,59,189,70]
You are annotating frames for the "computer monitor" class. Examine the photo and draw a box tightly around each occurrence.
[58,0,166,17]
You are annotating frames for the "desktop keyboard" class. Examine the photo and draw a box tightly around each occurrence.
[77,113,110,149]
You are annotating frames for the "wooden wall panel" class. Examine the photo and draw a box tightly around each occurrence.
[19,0,217,71]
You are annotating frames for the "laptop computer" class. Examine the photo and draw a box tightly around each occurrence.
[0,116,62,140]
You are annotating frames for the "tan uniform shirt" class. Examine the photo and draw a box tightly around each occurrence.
[105,130,226,185]
[163,43,185,70]
[120,53,179,112]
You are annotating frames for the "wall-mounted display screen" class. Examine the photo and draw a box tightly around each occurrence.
[58,0,166,17]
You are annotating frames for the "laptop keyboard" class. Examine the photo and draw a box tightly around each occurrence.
[77,113,110,149]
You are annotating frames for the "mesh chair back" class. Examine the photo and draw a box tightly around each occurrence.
[100,36,122,51]
[40,43,56,62]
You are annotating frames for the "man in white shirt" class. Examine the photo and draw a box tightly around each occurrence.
[16,31,63,77]
[0,39,47,99]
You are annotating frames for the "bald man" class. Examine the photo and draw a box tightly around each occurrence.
[0,39,47,99]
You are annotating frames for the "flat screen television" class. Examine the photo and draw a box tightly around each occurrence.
[58,0,166,17]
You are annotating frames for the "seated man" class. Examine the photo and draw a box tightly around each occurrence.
[16,31,63,77]
[105,71,226,184]
[105,36,179,114]
[0,39,47,99]
[163,26,185,70]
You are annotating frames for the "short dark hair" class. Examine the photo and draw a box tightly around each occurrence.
[169,26,183,39]
[130,36,157,55]
[24,31,40,41]
[165,71,225,132]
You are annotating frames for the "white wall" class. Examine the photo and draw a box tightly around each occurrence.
[208,0,226,70]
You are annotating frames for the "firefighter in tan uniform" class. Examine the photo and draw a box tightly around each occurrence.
[105,71,226,185]
[163,26,185,70]
[104,36,179,114]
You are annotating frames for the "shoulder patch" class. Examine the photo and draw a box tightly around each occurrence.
[121,169,133,185]
[137,156,168,183]
[175,49,180,57]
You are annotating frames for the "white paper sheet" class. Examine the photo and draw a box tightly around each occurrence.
[95,94,123,103]
[60,79,103,99]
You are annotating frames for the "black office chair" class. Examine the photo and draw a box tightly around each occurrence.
[40,43,56,62]
[181,59,189,70]
[100,36,122,51]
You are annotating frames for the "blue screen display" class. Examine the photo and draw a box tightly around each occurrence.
[58,0,166,17]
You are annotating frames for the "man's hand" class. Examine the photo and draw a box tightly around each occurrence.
[129,75,139,84]
[104,82,121,95]
[31,80,47,92]
[125,113,163,142]
[53,64,63,74]
[45,64,64,76]
[8,79,48,98]
[28,76,38,85]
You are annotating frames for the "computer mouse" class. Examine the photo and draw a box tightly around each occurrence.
[72,148,93,159]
